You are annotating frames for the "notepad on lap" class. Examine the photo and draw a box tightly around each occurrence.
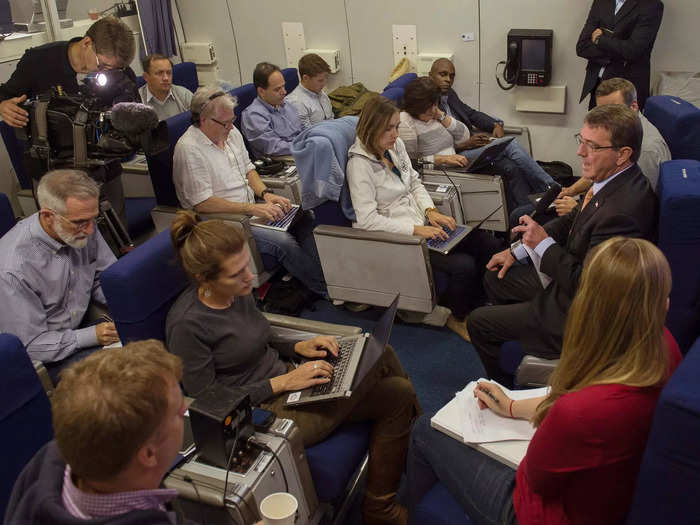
[431,379,548,468]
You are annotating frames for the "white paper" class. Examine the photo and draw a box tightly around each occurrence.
[523,244,552,289]
[453,379,548,444]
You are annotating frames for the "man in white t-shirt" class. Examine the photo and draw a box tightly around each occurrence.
[172,86,327,297]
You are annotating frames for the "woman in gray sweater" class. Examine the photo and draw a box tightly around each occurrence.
[165,210,418,525]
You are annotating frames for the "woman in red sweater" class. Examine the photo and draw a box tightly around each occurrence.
[407,236,682,525]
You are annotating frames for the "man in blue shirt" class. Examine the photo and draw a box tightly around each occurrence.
[241,62,303,158]
[0,170,119,383]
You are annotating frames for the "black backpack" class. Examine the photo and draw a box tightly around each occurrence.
[536,160,577,188]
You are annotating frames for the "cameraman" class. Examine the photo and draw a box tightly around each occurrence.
[0,16,137,227]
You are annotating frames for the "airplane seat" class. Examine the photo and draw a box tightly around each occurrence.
[100,230,372,518]
[282,67,299,93]
[644,95,700,161]
[381,86,404,103]
[228,83,258,156]
[0,333,53,519]
[145,111,277,287]
[136,61,199,93]
[384,72,418,91]
[292,116,448,313]
[0,192,16,237]
[172,62,199,93]
[657,159,700,352]
[626,335,700,524]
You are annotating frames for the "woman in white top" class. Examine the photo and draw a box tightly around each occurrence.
[346,95,503,340]
[398,77,554,212]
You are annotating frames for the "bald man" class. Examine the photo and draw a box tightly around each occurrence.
[429,58,504,139]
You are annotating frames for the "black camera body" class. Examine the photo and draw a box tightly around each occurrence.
[17,69,167,173]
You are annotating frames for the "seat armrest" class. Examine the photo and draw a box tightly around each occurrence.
[502,125,523,135]
[313,224,423,245]
[263,312,362,337]
[32,360,54,396]
[83,300,110,326]
[515,355,559,387]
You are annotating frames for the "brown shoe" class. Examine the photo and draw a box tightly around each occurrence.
[363,492,408,525]
[446,315,471,341]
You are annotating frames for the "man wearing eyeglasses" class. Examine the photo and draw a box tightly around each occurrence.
[467,104,657,384]
[173,86,327,298]
[0,170,119,383]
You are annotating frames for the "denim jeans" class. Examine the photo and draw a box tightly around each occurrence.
[463,138,553,210]
[252,211,328,297]
[407,414,518,525]
[44,346,101,384]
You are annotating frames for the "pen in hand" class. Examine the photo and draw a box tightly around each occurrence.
[478,385,500,406]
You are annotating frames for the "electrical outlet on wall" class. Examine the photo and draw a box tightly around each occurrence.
[392,25,417,67]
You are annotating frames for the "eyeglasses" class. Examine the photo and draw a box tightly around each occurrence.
[50,210,98,231]
[92,45,121,71]
[210,117,235,129]
[574,133,620,153]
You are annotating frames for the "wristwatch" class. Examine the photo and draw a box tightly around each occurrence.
[424,207,438,218]
[437,111,447,123]
[260,188,274,198]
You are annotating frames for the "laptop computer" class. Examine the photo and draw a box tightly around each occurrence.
[447,137,514,174]
[426,203,504,255]
[250,204,300,232]
[285,295,400,406]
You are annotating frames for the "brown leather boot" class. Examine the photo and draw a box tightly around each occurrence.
[363,492,408,525]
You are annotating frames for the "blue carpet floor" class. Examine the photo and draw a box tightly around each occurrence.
[299,300,486,419]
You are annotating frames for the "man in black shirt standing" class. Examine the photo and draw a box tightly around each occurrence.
[0,16,136,227]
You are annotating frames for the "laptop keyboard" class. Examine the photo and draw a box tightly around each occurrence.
[311,338,357,396]
[266,206,298,229]
[427,225,467,252]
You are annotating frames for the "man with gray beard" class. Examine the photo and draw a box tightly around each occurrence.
[0,170,119,382]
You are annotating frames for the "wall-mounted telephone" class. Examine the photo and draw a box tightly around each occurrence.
[497,29,553,91]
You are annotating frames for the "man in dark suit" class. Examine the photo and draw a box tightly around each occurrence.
[429,58,505,143]
[576,0,664,110]
[467,104,657,383]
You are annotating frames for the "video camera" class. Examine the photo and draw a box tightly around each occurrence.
[17,68,168,171]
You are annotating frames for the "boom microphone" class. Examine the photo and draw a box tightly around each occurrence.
[109,102,159,135]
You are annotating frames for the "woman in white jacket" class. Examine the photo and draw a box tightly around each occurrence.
[346,95,502,340]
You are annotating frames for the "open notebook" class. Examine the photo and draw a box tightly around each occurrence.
[431,379,548,469]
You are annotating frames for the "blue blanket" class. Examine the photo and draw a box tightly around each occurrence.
[291,116,358,221]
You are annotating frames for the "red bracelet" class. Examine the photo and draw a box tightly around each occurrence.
[509,399,515,418]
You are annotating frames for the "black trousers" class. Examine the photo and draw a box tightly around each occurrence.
[429,230,503,320]
[467,262,546,384]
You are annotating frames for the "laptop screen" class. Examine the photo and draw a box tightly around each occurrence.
[351,295,399,389]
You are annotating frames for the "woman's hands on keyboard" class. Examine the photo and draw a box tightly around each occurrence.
[426,210,456,231]
[273,360,334,392]
[294,335,340,359]
[414,225,449,241]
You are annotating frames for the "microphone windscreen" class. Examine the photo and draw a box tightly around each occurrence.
[533,182,562,217]
[110,102,159,135]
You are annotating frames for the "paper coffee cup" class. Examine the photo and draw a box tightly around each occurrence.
[259,492,298,525]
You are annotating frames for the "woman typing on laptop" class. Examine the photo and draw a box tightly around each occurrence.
[406,237,682,524]
[347,95,502,341]
[397,76,553,211]
[165,210,419,525]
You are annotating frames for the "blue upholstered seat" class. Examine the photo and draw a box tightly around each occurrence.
[304,421,371,503]
[382,86,404,103]
[282,67,299,93]
[657,159,700,352]
[384,73,418,91]
[627,336,700,523]
[0,193,16,238]
[0,333,53,519]
[0,122,31,190]
[644,96,700,162]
